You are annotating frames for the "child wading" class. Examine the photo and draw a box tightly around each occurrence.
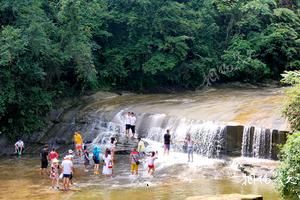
[50,158,60,189]
[147,151,158,176]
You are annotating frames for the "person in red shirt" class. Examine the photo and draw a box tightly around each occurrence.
[49,148,59,161]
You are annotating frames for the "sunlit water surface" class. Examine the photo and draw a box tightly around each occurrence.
[0,153,280,200]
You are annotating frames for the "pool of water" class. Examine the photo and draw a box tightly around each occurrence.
[0,154,281,200]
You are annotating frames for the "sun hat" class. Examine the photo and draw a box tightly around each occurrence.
[68,149,73,154]
[52,158,59,163]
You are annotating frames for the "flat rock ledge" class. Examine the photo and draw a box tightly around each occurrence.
[186,194,263,200]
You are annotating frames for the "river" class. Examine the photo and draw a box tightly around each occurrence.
[0,153,280,200]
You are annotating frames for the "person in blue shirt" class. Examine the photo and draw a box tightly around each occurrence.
[92,146,101,174]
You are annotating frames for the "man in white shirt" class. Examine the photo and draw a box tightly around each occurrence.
[124,112,131,137]
[61,155,73,191]
[130,112,137,138]
[15,139,24,155]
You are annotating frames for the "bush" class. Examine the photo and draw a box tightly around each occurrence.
[277,132,300,200]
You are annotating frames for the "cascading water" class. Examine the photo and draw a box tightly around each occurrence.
[241,126,273,159]
[83,110,226,158]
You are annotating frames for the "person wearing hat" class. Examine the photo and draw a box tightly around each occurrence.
[73,131,83,157]
[61,155,73,191]
[50,158,60,189]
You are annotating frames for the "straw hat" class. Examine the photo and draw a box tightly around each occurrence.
[52,158,59,163]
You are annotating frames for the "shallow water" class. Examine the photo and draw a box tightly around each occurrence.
[0,154,281,200]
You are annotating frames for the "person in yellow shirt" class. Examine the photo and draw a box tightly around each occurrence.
[73,131,83,156]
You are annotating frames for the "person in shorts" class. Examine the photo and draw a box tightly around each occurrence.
[73,131,83,156]
[148,151,158,176]
[130,112,137,138]
[61,156,73,191]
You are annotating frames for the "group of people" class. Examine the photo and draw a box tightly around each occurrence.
[124,112,137,138]
[15,110,196,192]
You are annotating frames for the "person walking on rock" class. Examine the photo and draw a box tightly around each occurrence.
[124,112,131,137]
[130,112,137,138]
[73,131,83,157]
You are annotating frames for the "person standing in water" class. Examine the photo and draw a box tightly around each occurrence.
[137,138,145,157]
[48,148,59,161]
[130,112,137,138]
[147,151,158,176]
[61,155,73,191]
[124,112,131,137]
[50,158,60,189]
[40,145,49,175]
[130,148,139,175]
[185,133,194,162]
[14,139,24,155]
[83,146,90,172]
[73,131,83,157]
[109,137,117,161]
[163,129,171,156]
[92,146,101,174]
[102,148,113,177]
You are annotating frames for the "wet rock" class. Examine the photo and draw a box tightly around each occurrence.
[49,108,64,123]
[186,194,263,200]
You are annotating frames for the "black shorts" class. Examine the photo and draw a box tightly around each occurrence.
[63,174,71,178]
[41,160,48,168]
[125,124,131,130]
[93,159,100,164]
[130,125,135,133]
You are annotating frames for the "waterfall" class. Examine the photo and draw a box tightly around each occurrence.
[77,110,282,159]
[82,110,226,158]
[241,126,273,159]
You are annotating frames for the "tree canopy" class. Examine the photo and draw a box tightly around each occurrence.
[0,0,299,138]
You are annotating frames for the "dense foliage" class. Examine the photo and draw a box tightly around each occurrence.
[0,0,299,138]
[277,70,300,199]
[277,132,300,200]
[282,70,300,131]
